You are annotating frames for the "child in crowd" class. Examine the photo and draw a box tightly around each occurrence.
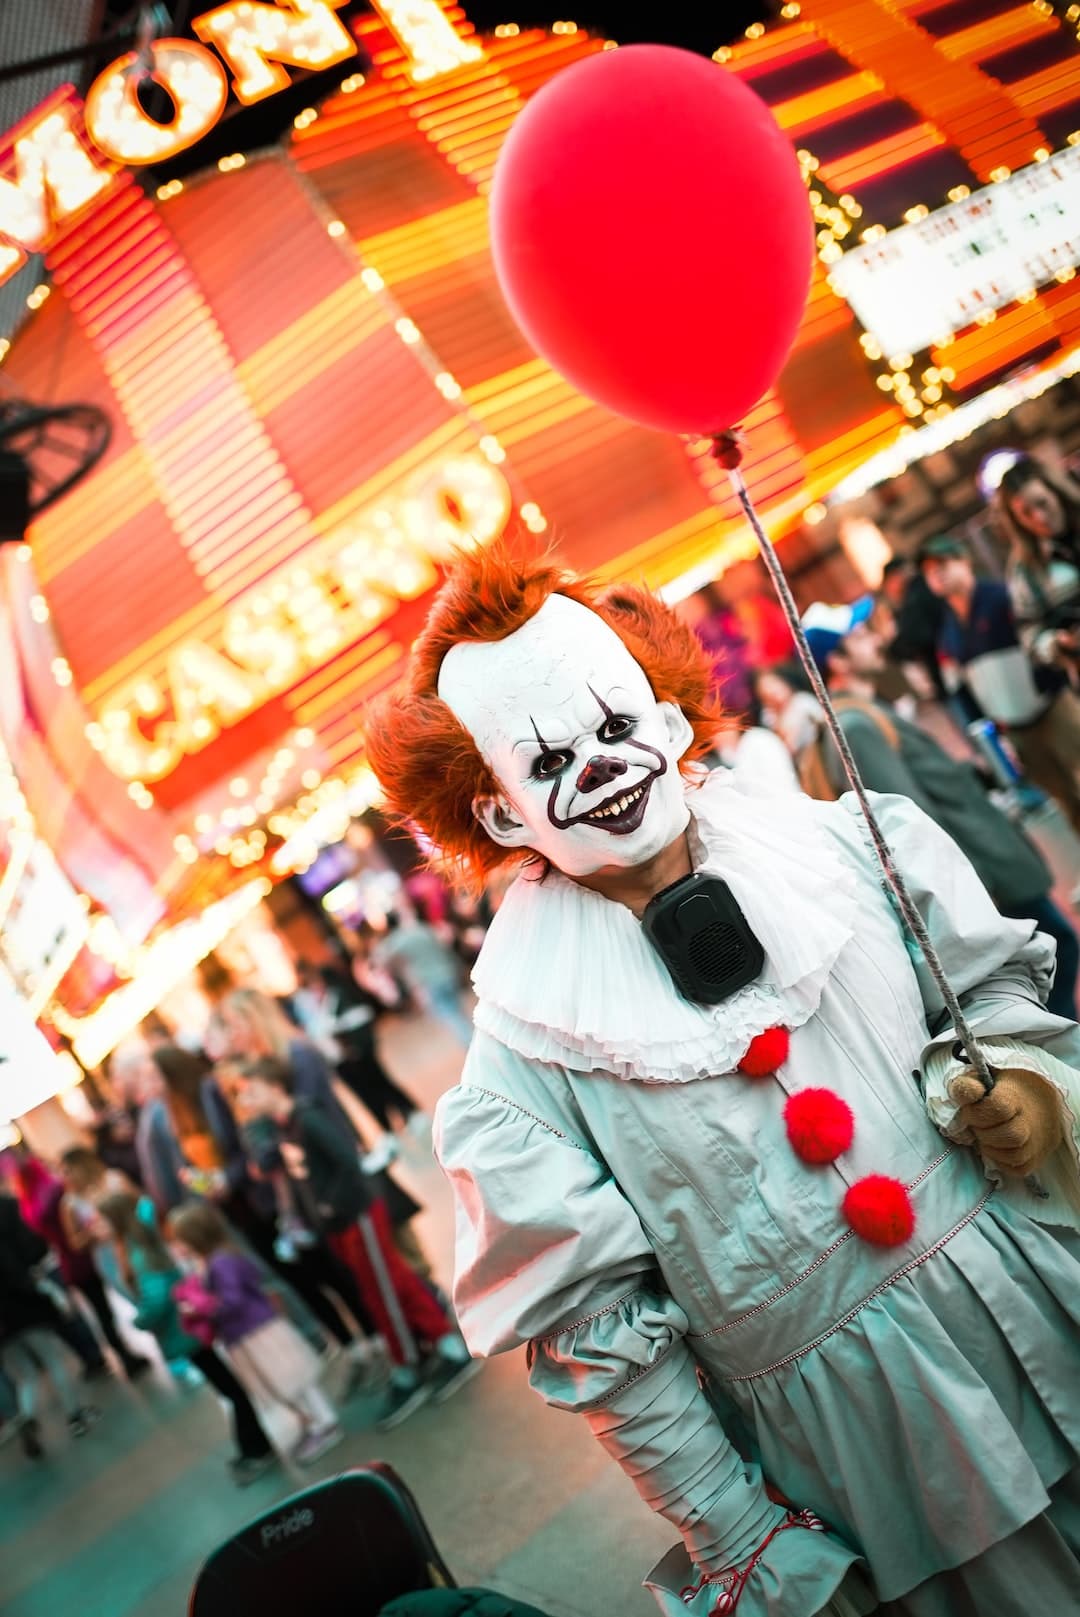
[97,1192,279,1485]
[168,1201,343,1466]
[0,1193,101,1459]
[214,1061,315,1264]
[54,1148,152,1379]
[235,1057,479,1429]
[97,1193,196,1377]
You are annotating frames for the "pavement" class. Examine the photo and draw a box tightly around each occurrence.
[0,1009,673,1617]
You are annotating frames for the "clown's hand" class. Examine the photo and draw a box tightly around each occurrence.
[948,1069,1064,1177]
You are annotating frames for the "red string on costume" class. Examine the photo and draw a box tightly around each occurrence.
[679,1509,826,1614]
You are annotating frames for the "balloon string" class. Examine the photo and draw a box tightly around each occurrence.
[712,433,996,1096]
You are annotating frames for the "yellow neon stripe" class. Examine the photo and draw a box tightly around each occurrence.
[804,409,902,475]
[288,630,393,707]
[237,280,386,401]
[462,355,550,406]
[497,391,595,448]
[466,369,583,434]
[33,453,157,580]
[772,70,884,134]
[357,197,488,283]
[293,642,404,724]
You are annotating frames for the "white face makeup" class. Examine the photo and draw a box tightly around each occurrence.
[438,594,693,877]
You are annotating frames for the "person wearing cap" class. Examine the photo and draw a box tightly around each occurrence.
[801,597,1078,1020]
[919,536,1080,834]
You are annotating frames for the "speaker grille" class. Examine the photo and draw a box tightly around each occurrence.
[687,921,745,986]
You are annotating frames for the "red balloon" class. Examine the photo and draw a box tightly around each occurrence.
[490,45,814,436]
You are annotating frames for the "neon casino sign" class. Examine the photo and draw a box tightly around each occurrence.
[0,0,483,289]
[93,454,512,783]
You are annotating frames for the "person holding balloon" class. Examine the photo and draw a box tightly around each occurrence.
[363,43,1080,1617]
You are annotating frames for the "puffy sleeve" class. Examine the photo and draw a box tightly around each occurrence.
[435,1036,866,1616]
[846,795,1080,1223]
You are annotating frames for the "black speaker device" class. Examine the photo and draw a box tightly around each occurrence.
[641,873,765,1006]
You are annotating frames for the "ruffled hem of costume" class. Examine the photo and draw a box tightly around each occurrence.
[644,1530,874,1617]
[726,1200,1080,1602]
[471,773,857,1084]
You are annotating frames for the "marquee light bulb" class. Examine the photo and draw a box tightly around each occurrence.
[85,40,229,165]
[194,0,355,105]
[371,0,484,85]
[0,107,113,256]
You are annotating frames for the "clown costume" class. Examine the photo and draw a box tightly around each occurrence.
[365,548,1080,1617]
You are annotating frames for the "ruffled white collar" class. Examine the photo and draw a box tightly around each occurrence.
[472,773,857,1083]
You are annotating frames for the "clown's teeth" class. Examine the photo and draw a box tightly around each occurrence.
[588,785,645,822]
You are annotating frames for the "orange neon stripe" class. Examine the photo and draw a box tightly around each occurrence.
[800,0,1048,180]
[57,214,162,293]
[729,20,819,72]
[199,510,316,594]
[106,302,209,379]
[181,483,300,563]
[357,198,488,277]
[77,267,190,344]
[803,408,905,475]
[293,642,405,724]
[194,524,316,603]
[287,631,394,708]
[432,111,518,155]
[414,87,511,133]
[47,181,324,697]
[497,392,598,448]
[46,183,144,273]
[1009,61,1080,118]
[33,456,155,579]
[142,400,263,474]
[172,454,293,532]
[65,250,183,329]
[818,121,944,189]
[937,6,1055,65]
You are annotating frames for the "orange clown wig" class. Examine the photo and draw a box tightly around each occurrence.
[364,545,723,885]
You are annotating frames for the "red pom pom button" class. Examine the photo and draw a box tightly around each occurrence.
[738,1026,790,1078]
[783,1088,854,1165]
[842,1176,915,1247]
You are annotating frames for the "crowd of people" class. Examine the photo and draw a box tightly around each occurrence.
[710,452,1080,1021]
[0,913,480,1473]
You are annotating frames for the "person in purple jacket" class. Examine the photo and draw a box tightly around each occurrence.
[169,1201,343,1467]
